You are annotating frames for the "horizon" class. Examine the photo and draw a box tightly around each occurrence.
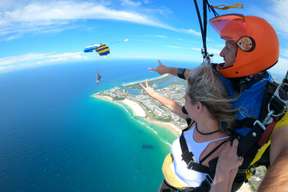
[0,0,287,75]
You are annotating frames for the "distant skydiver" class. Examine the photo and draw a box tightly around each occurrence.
[96,73,101,84]
[83,38,128,57]
[83,44,110,56]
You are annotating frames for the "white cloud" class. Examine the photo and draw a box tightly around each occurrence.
[0,1,200,40]
[281,48,288,59]
[0,0,19,10]
[1,2,162,26]
[0,52,88,73]
[256,1,288,77]
[269,56,288,79]
[120,0,142,7]
[270,46,288,78]
[252,0,288,38]
[269,0,288,35]
[178,28,201,36]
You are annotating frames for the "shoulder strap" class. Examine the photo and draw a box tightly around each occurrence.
[180,132,194,164]
[200,139,229,164]
[179,131,211,174]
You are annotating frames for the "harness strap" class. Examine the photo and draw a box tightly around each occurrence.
[258,121,276,146]
[200,139,229,164]
[250,140,271,168]
[180,132,194,164]
[259,81,277,120]
[187,161,210,174]
[204,0,218,16]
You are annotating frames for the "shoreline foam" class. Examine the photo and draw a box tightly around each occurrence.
[93,94,180,136]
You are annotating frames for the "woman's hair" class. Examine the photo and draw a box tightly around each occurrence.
[187,64,236,132]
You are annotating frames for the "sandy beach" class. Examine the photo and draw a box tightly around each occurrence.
[93,94,180,135]
[93,94,113,102]
[120,99,146,118]
[93,94,146,117]
[146,117,181,135]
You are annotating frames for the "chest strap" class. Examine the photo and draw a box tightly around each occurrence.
[179,129,229,174]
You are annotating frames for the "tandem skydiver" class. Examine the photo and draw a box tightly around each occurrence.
[150,14,288,191]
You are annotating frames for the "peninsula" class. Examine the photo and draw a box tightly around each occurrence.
[92,74,187,135]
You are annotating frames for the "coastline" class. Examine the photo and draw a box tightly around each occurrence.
[146,117,181,135]
[93,94,180,136]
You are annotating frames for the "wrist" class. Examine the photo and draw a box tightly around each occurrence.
[215,165,231,176]
[213,171,226,184]
[146,90,157,97]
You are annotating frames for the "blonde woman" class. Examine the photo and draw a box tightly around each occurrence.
[141,65,243,191]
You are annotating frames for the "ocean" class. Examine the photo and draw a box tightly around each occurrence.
[0,60,195,192]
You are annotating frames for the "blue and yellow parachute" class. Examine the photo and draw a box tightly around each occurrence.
[83,43,110,56]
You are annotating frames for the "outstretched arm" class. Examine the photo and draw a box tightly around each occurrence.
[140,80,188,119]
[258,123,288,191]
[210,140,243,192]
[149,60,193,80]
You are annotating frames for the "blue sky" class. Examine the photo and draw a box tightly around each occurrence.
[0,0,287,75]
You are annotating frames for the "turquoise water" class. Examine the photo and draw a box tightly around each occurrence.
[0,60,196,192]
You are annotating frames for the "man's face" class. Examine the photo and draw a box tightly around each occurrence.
[220,40,238,67]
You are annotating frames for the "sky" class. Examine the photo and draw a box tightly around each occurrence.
[0,0,287,75]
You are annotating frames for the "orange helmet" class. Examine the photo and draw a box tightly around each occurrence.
[210,14,279,78]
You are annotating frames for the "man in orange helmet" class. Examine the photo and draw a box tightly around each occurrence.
[150,14,288,191]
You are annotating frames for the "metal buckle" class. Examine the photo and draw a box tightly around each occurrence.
[205,174,213,185]
[253,120,266,131]
[187,160,194,169]
[263,110,274,125]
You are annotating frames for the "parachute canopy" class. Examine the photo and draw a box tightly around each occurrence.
[84,43,110,56]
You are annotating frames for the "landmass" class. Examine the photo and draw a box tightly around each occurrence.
[92,74,187,135]
[92,74,265,192]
